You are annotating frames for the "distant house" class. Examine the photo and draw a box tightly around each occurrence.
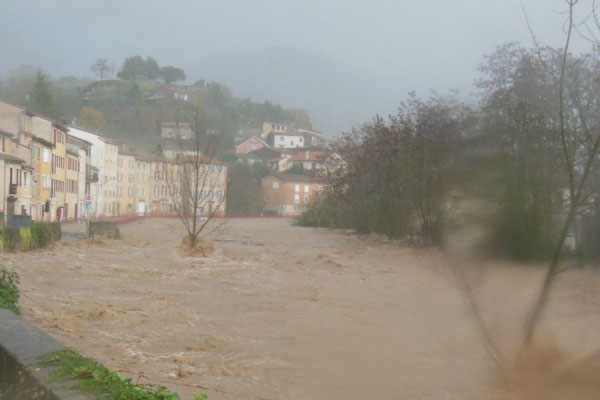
[160,122,193,139]
[261,121,328,149]
[261,173,327,216]
[261,122,305,149]
[236,136,269,154]
[287,150,330,171]
[245,147,287,164]
[298,129,328,147]
[234,128,262,145]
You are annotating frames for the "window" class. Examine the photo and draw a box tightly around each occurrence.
[294,194,300,203]
[117,173,123,182]
[295,184,300,192]
[304,185,309,192]
[42,175,51,189]
[23,171,29,187]
[279,136,284,142]
[154,186,159,196]
[129,174,135,183]
[117,186,122,196]
[273,181,279,189]
[118,159,123,167]
[129,160,134,168]
[43,149,51,163]
[290,141,294,146]
[304,194,309,203]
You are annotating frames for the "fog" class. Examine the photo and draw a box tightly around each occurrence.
[0,0,590,133]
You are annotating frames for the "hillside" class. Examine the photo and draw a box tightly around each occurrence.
[0,70,313,151]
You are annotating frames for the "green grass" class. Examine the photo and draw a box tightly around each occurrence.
[37,350,207,400]
[0,265,20,315]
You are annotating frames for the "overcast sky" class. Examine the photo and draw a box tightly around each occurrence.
[0,0,594,129]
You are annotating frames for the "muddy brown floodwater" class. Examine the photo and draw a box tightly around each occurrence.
[4,218,600,399]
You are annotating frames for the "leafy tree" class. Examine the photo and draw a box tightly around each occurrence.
[144,57,160,81]
[478,44,563,260]
[90,58,113,80]
[117,56,145,80]
[160,66,186,84]
[28,71,58,118]
[117,56,160,81]
[301,94,464,245]
[285,109,312,129]
[226,161,266,215]
[286,163,306,175]
[77,107,105,132]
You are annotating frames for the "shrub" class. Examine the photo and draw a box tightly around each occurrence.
[0,223,61,253]
[19,227,31,251]
[295,203,354,230]
[2,228,22,253]
[38,350,207,400]
[48,222,61,241]
[29,223,53,249]
[0,266,20,315]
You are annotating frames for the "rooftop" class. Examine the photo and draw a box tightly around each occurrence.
[267,173,327,183]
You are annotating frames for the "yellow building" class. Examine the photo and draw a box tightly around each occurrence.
[134,153,153,215]
[150,157,226,216]
[50,123,67,221]
[117,151,137,215]
[103,139,119,216]
[65,145,80,220]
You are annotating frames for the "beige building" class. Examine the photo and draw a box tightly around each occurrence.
[261,173,326,216]
[149,158,226,216]
[116,150,137,215]
[0,102,36,223]
[103,139,120,216]
[134,153,153,215]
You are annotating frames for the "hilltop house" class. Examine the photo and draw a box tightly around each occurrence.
[261,173,327,216]
[235,136,269,154]
[261,122,328,150]
[287,150,330,171]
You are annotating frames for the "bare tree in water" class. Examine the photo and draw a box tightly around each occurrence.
[161,96,227,248]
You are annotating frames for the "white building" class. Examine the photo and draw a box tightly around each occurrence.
[68,127,106,218]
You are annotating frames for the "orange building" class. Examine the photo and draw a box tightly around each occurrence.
[261,173,326,216]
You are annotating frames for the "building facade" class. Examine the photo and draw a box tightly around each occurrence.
[261,173,325,216]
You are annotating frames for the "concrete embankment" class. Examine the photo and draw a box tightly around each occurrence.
[0,309,86,399]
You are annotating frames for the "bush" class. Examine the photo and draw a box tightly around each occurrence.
[1,228,22,253]
[0,223,61,253]
[19,227,31,251]
[295,203,353,230]
[48,222,61,241]
[38,350,207,400]
[30,223,54,249]
[0,266,20,315]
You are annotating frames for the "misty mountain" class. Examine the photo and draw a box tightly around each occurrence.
[193,47,407,136]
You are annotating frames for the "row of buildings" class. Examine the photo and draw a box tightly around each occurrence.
[0,101,226,224]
